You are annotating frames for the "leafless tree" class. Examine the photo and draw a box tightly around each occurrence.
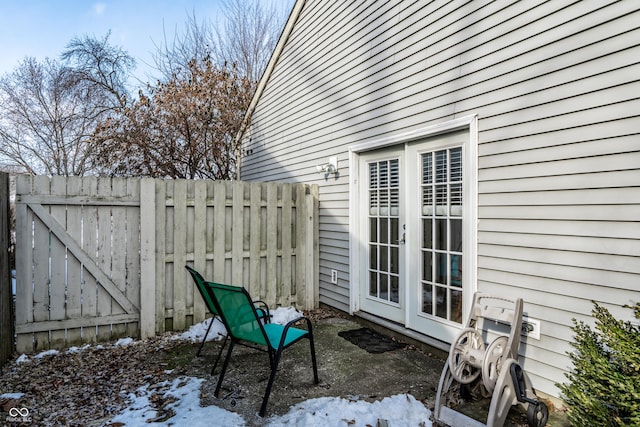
[151,11,217,81]
[152,0,290,84]
[215,0,289,82]
[0,33,134,176]
[0,58,97,175]
[62,31,135,109]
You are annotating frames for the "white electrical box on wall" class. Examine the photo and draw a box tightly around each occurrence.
[330,269,338,284]
[521,317,541,340]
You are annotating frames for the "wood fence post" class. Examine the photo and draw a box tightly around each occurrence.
[0,173,13,366]
[305,185,319,309]
[139,178,156,339]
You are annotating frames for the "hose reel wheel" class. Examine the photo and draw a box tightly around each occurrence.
[448,328,485,384]
[527,400,549,427]
[482,335,509,392]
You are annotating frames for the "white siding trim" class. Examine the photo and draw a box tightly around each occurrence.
[349,114,479,154]
[235,0,307,164]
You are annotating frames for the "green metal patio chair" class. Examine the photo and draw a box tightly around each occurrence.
[205,281,319,417]
[185,266,270,373]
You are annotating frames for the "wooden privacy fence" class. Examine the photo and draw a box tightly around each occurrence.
[14,176,318,353]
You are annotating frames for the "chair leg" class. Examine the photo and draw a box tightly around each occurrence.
[210,335,228,375]
[214,340,235,398]
[260,349,283,417]
[308,334,319,384]
[267,348,274,369]
[196,316,215,357]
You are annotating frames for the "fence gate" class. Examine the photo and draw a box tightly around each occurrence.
[15,176,141,352]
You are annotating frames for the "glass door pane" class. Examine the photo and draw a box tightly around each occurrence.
[368,159,400,304]
[420,147,463,323]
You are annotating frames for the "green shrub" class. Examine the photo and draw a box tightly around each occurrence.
[559,301,640,427]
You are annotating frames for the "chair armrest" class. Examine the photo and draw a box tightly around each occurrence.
[252,300,272,323]
[277,316,313,350]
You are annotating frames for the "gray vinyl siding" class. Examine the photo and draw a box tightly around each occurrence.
[241,0,640,398]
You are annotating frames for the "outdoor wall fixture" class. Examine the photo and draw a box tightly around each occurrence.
[316,156,338,175]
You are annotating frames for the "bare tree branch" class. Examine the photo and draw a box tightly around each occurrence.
[216,0,288,82]
[0,34,134,176]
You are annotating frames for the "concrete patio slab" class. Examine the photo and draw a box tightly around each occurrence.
[173,308,569,427]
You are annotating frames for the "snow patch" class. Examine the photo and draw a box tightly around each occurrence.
[15,354,30,364]
[110,376,245,427]
[266,394,433,426]
[0,392,25,399]
[34,349,59,359]
[271,306,304,325]
[66,344,91,354]
[172,307,303,344]
[115,337,135,347]
[108,376,432,427]
[174,317,227,342]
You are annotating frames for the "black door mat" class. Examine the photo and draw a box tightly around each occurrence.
[338,328,406,354]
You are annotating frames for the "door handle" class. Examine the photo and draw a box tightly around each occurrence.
[394,224,406,244]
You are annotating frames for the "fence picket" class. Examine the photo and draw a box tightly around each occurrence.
[111,178,127,340]
[266,183,277,306]
[192,180,207,323]
[281,184,293,306]
[249,184,261,297]
[154,180,166,334]
[231,181,244,287]
[32,176,51,350]
[81,177,98,344]
[139,178,156,339]
[96,177,113,342]
[15,176,33,352]
[213,183,226,284]
[65,177,83,346]
[49,176,67,348]
[125,178,141,337]
[173,179,187,331]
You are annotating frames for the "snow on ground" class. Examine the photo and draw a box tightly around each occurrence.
[0,392,25,399]
[8,307,434,426]
[174,305,306,344]
[266,394,433,426]
[108,375,433,427]
[270,306,305,325]
[15,336,138,364]
[33,349,60,359]
[174,316,227,343]
[110,376,246,427]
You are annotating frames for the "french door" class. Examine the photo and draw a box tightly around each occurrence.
[357,130,473,343]
[358,147,405,323]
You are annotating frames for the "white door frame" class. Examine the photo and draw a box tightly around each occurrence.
[348,115,478,337]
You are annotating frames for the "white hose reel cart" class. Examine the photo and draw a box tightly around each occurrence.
[433,293,549,427]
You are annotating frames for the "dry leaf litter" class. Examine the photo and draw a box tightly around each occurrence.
[0,333,208,426]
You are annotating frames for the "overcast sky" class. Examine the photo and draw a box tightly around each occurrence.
[0,0,282,83]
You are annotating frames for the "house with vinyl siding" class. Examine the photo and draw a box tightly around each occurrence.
[237,0,640,401]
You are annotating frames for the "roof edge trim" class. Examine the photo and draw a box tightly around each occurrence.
[234,0,307,147]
